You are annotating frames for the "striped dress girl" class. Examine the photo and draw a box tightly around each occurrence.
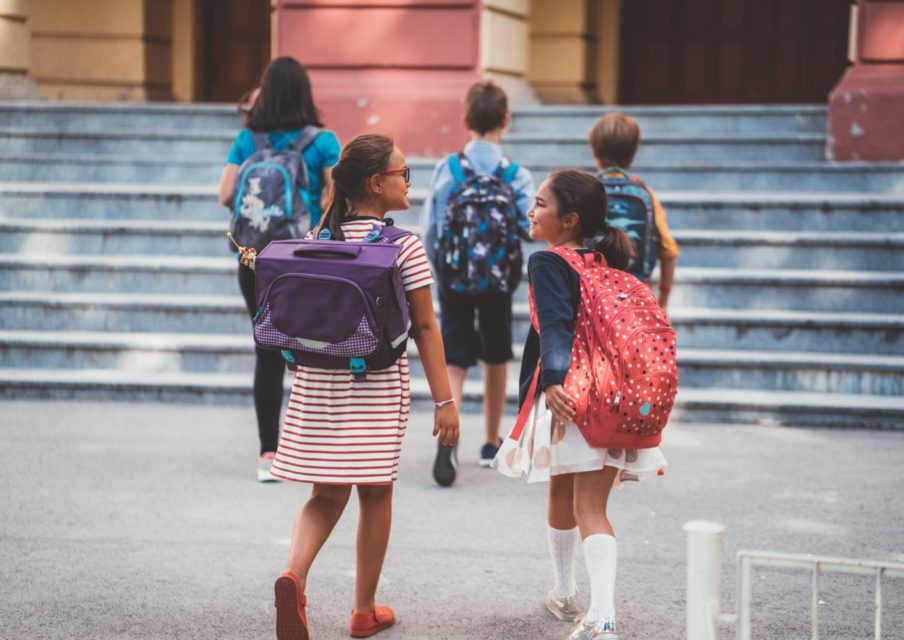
[270,217,434,485]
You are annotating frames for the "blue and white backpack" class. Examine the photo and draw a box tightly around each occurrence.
[229,127,321,252]
[437,153,523,295]
[598,167,659,282]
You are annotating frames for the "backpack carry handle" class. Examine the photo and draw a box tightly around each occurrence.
[293,244,362,259]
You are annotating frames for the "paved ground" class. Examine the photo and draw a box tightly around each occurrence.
[1,400,903,640]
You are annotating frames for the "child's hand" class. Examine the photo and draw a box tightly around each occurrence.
[433,403,460,446]
[544,384,576,424]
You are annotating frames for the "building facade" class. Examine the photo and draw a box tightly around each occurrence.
[1,0,900,158]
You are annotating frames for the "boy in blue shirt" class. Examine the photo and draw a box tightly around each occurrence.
[423,80,535,486]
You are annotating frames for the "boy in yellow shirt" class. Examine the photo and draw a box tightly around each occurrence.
[588,113,680,308]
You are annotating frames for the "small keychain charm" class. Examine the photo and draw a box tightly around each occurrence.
[227,232,257,270]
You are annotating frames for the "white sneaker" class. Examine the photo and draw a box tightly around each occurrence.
[257,452,280,483]
[545,589,583,621]
[567,616,618,640]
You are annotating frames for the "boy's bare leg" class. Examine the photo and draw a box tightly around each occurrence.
[482,362,507,446]
[447,365,467,407]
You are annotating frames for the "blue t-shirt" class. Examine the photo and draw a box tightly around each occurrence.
[226,127,341,226]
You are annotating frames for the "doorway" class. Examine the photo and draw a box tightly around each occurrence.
[619,0,851,103]
[198,0,271,102]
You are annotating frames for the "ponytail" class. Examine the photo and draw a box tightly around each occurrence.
[316,174,352,241]
[313,133,395,241]
[592,225,634,271]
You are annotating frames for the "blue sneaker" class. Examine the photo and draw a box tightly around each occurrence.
[479,442,500,467]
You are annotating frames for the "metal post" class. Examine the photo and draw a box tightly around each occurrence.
[685,520,726,640]
[875,568,884,640]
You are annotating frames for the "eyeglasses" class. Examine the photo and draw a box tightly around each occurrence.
[382,166,410,183]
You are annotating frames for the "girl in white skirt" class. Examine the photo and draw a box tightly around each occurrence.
[494,169,668,640]
[270,134,460,640]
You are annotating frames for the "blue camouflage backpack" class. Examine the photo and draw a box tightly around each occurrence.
[598,167,659,281]
[437,153,523,295]
[229,126,321,252]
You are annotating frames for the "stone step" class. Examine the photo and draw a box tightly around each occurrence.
[667,387,904,429]
[4,153,904,194]
[1,367,901,429]
[0,127,234,157]
[3,254,899,313]
[663,192,904,232]
[507,104,829,136]
[0,101,241,132]
[0,125,825,164]
[663,268,904,313]
[3,184,902,234]
[0,153,225,184]
[487,161,904,194]
[0,291,249,334]
[5,218,899,273]
[670,307,904,355]
[669,231,904,271]
[501,132,826,165]
[0,182,224,220]
[3,330,902,396]
[0,102,826,137]
[1,291,900,355]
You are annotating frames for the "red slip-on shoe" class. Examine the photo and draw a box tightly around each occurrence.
[349,605,395,638]
[274,571,308,640]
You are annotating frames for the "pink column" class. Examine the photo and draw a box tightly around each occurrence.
[272,0,482,156]
[828,0,904,161]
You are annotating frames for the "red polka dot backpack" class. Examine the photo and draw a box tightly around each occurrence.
[522,247,678,449]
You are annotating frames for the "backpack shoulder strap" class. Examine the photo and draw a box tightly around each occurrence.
[547,246,607,278]
[287,125,322,152]
[378,220,413,243]
[497,157,520,184]
[447,152,471,184]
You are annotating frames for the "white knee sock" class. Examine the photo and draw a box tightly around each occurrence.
[547,525,580,597]
[583,533,617,625]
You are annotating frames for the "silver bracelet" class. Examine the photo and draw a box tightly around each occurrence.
[434,399,455,408]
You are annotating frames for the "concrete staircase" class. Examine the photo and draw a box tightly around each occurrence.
[1,101,903,428]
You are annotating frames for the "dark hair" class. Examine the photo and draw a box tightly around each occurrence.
[316,134,396,241]
[245,57,323,131]
[587,113,641,169]
[545,169,634,271]
[464,81,508,135]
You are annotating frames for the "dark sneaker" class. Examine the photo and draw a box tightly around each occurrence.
[432,443,459,487]
[479,442,500,467]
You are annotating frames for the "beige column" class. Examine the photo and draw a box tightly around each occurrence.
[528,0,596,103]
[30,0,173,101]
[0,0,41,98]
[480,0,538,104]
[170,0,196,102]
[527,0,621,104]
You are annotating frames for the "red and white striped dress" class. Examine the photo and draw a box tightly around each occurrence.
[270,218,434,485]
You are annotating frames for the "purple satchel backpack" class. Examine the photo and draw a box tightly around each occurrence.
[252,221,412,378]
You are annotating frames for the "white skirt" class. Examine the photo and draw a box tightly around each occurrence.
[492,392,667,484]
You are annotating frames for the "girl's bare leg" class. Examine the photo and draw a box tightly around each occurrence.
[287,483,352,591]
[353,484,394,613]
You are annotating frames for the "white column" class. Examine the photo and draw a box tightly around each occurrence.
[685,520,725,640]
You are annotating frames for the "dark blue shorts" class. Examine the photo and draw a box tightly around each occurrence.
[438,291,514,368]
